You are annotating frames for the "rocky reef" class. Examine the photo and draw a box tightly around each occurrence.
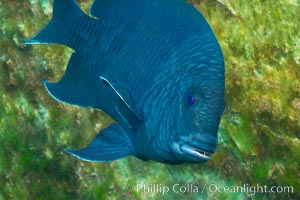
[0,0,299,199]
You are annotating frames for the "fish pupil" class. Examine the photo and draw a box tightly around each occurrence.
[186,94,197,105]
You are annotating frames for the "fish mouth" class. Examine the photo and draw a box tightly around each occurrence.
[180,145,212,161]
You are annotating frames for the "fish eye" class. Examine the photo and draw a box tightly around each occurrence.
[186,93,198,105]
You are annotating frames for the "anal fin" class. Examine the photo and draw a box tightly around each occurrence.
[64,123,134,162]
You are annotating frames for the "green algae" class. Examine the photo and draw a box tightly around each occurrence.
[0,0,299,199]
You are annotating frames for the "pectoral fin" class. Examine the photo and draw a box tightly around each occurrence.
[64,123,133,162]
[100,76,143,129]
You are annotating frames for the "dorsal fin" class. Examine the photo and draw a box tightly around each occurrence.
[90,0,203,27]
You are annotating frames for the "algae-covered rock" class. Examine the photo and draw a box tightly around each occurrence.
[0,0,299,199]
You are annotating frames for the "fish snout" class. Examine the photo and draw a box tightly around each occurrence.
[178,134,218,162]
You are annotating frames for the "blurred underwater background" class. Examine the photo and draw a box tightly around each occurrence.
[0,0,299,199]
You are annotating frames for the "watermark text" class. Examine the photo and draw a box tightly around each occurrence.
[136,183,294,196]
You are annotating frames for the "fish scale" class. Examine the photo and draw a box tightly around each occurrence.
[107,28,171,109]
[69,15,173,111]
[25,0,225,164]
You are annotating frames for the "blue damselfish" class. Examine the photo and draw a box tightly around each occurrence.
[25,0,225,164]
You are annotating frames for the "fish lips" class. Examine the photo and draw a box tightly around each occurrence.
[179,134,217,162]
[180,145,213,161]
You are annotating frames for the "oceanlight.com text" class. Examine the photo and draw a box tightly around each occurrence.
[136,183,294,196]
[207,183,293,196]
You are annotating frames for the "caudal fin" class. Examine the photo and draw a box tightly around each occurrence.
[24,0,84,46]
[43,53,100,108]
